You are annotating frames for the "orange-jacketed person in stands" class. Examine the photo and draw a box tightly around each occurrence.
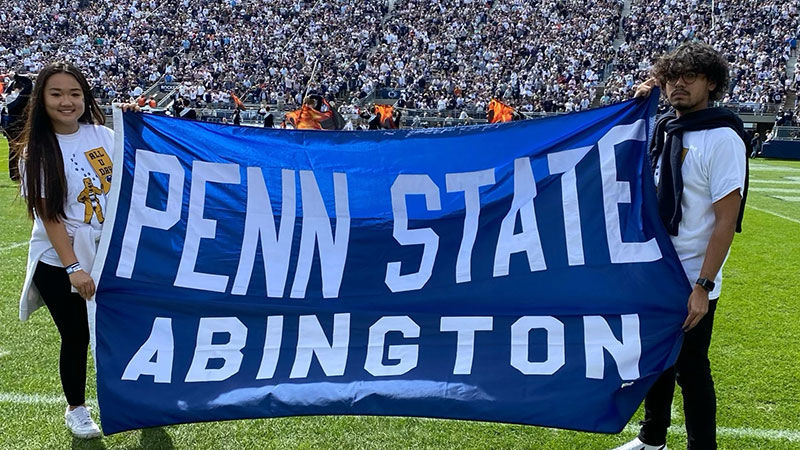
[284,96,331,130]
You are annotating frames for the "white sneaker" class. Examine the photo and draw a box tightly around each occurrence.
[612,437,667,450]
[64,405,102,439]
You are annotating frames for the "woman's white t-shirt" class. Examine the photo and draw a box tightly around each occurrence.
[655,126,747,299]
[34,123,115,266]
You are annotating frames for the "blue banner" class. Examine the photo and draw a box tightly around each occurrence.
[93,93,690,435]
[376,88,402,99]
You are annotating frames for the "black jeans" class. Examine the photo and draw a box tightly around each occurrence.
[639,299,718,449]
[33,261,89,407]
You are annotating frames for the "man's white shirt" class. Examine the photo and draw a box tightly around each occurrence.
[655,126,747,299]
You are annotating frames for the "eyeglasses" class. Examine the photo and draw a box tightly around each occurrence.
[666,71,700,85]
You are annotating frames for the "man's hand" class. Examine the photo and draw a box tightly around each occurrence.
[683,285,710,332]
[69,270,96,300]
[634,77,660,98]
[117,103,141,112]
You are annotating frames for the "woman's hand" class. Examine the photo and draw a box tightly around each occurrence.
[69,270,96,300]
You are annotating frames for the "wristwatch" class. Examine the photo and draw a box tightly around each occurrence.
[695,277,715,292]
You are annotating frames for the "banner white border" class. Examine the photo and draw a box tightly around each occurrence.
[88,107,127,364]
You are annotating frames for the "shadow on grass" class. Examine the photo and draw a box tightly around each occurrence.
[71,435,106,450]
[139,427,174,449]
[70,427,173,450]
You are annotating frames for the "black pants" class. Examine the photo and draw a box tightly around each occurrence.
[9,148,20,182]
[639,299,718,449]
[33,261,89,407]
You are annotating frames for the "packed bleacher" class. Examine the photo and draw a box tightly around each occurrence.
[369,0,621,113]
[1,0,798,117]
[605,0,798,109]
[1,0,387,108]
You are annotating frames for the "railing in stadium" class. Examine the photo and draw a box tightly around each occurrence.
[99,105,557,128]
[94,99,783,129]
[714,102,782,115]
[771,127,800,141]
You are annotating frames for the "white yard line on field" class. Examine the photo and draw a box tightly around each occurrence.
[622,423,800,443]
[749,165,800,172]
[749,187,800,193]
[773,196,800,202]
[0,392,97,407]
[0,390,797,442]
[749,180,800,185]
[671,403,682,421]
[0,390,795,442]
[0,241,27,253]
[748,206,800,225]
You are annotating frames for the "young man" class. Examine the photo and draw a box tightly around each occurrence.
[615,41,748,450]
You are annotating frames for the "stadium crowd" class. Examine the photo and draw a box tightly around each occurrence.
[604,0,798,108]
[1,0,798,115]
[367,0,621,113]
[1,0,387,108]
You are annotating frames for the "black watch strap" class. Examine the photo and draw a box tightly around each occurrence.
[696,277,715,292]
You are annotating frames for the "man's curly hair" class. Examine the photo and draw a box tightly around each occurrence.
[651,41,729,101]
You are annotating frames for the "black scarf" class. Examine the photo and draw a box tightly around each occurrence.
[650,107,750,236]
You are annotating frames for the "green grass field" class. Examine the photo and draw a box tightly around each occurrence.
[0,136,798,449]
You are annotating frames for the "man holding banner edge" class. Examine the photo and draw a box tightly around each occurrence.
[615,42,748,450]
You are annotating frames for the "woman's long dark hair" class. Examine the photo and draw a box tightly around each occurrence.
[16,62,105,221]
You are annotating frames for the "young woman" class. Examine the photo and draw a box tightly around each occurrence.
[16,62,131,439]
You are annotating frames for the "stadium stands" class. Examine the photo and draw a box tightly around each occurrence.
[605,0,797,109]
[1,0,797,119]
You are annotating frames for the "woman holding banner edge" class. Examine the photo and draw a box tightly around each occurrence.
[15,61,136,439]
